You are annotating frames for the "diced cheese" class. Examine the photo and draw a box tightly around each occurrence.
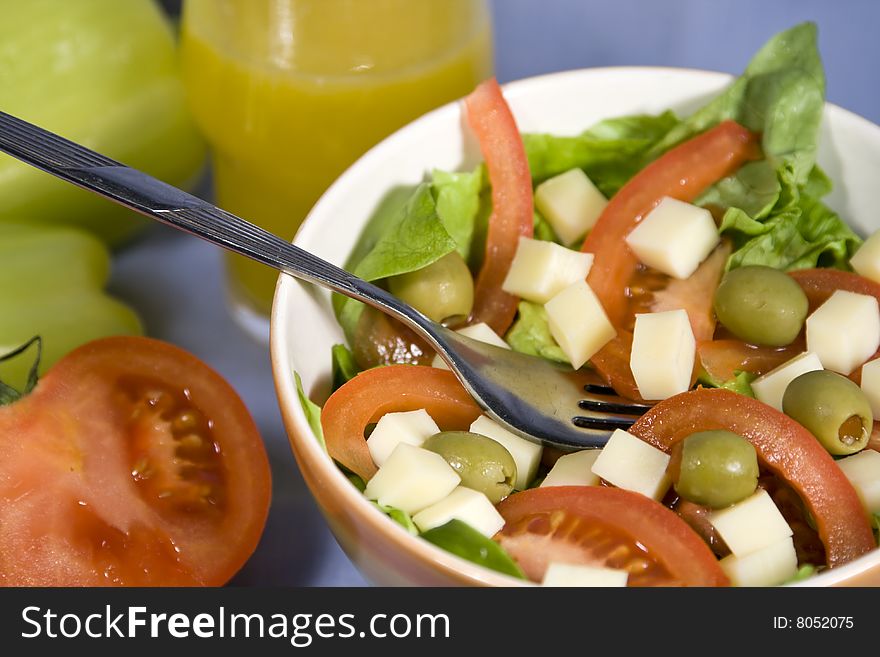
[432,322,509,370]
[542,562,628,587]
[544,280,616,369]
[502,237,594,304]
[859,358,880,417]
[836,449,880,513]
[850,230,880,283]
[364,443,460,514]
[806,289,880,374]
[624,196,720,279]
[366,409,440,467]
[751,351,824,412]
[629,309,695,400]
[470,415,542,490]
[412,486,505,537]
[720,536,798,587]
[590,429,671,500]
[709,488,792,557]
[534,168,608,245]
[540,449,601,488]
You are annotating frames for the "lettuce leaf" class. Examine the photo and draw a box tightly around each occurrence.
[505,301,568,363]
[420,519,526,579]
[294,372,326,452]
[523,110,679,197]
[333,169,483,343]
[697,368,757,398]
[330,344,360,391]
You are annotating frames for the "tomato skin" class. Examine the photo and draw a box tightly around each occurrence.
[322,365,483,481]
[0,336,271,586]
[790,268,880,312]
[628,388,875,568]
[496,486,729,586]
[464,78,534,336]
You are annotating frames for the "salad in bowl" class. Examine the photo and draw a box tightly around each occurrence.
[272,23,880,586]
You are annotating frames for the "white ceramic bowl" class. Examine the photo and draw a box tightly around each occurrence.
[271,67,880,586]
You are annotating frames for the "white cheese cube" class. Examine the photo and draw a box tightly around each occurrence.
[364,443,460,514]
[544,280,616,369]
[751,352,824,412]
[541,449,601,488]
[534,168,608,245]
[366,409,440,467]
[630,310,695,400]
[502,237,594,304]
[850,230,880,283]
[859,358,880,417]
[412,486,505,537]
[590,429,671,500]
[836,449,880,513]
[432,322,510,370]
[806,289,880,374]
[720,536,798,587]
[709,488,792,557]
[470,415,542,490]
[542,562,628,587]
[624,196,720,279]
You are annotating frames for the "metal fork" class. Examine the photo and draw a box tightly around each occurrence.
[0,110,651,449]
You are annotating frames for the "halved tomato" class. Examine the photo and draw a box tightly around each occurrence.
[0,336,271,586]
[495,486,729,586]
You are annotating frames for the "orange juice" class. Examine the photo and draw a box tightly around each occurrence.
[180,0,494,324]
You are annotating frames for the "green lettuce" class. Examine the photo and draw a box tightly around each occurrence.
[333,169,483,343]
[697,368,757,399]
[330,344,360,391]
[505,301,568,363]
[523,110,679,197]
[420,519,526,579]
[294,372,326,452]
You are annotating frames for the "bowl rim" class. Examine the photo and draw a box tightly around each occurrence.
[271,65,880,587]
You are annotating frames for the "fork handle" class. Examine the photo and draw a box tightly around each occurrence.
[0,110,442,345]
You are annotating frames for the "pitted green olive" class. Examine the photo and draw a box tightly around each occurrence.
[782,370,872,455]
[388,252,474,324]
[713,265,808,346]
[673,430,759,509]
[423,431,516,504]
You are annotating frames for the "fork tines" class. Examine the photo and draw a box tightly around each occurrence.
[573,385,653,431]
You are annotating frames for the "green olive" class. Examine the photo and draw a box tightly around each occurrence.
[423,431,516,504]
[713,265,808,346]
[781,370,872,455]
[673,430,759,509]
[388,252,474,323]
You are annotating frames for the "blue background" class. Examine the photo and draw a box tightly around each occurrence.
[116,0,880,586]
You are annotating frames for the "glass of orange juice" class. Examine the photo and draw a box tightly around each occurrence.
[179,0,494,340]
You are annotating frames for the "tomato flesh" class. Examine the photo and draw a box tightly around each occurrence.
[496,486,729,586]
[0,336,271,586]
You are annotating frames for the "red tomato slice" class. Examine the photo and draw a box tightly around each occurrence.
[495,486,729,586]
[628,388,875,568]
[580,121,759,399]
[322,365,483,480]
[0,336,271,586]
[581,120,759,327]
[464,78,534,336]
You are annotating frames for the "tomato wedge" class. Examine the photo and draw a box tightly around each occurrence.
[322,365,482,480]
[697,339,805,383]
[0,336,271,586]
[464,78,534,336]
[579,121,758,399]
[790,268,880,311]
[495,486,729,586]
[628,388,875,568]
